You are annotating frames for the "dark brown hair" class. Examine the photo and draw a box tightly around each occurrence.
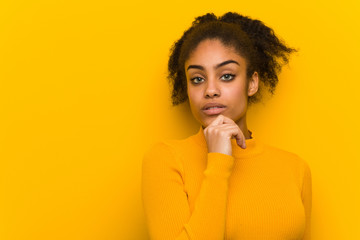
[168,12,296,106]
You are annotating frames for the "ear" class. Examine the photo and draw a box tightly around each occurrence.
[248,71,259,96]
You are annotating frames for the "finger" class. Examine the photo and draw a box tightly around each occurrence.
[240,134,246,149]
[228,126,246,149]
[234,130,246,149]
[208,114,225,126]
[222,125,246,149]
[208,114,235,126]
[220,115,236,125]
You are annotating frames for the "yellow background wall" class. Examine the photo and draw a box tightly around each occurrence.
[1,0,359,239]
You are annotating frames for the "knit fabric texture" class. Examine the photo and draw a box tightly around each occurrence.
[142,126,312,240]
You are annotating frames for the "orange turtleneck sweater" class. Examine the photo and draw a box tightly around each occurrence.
[141,126,312,240]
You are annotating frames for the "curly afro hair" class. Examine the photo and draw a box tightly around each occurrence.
[167,12,297,106]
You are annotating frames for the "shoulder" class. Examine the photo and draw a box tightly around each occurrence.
[145,133,200,157]
[143,138,189,157]
[143,140,177,164]
[142,138,191,173]
[264,143,307,163]
[142,133,202,169]
[262,143,311,177]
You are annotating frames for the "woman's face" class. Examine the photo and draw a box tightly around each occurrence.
[185,39,258,128]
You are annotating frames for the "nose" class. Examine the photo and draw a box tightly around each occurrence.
[204,78,220,98]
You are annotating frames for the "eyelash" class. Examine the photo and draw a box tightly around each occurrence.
[221,74,235,81]
[190,74,236,84]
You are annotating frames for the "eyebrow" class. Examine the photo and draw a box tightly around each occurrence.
[186,60,240,71]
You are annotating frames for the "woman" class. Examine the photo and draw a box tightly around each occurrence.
[142,12,312,240]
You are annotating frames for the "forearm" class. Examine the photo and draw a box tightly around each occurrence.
[181,152,234,240]
[142,143,234,240]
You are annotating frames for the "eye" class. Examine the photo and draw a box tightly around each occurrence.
[190,76,204,84]
[221,74,235,81]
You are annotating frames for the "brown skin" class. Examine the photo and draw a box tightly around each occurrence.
[185,39,259,156]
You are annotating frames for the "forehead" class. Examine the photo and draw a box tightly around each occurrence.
[185,39,246,68]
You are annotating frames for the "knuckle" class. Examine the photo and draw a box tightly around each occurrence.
[219,131,227,137]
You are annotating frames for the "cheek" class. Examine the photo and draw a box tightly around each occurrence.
[224,85,246,101]
[224,83,248,114]
[187,86,199,105]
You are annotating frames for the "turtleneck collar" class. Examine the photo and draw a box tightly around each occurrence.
[191,125,265,158]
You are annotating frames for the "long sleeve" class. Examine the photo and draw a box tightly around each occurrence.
[141,142,234,240]
[301,161,312,240]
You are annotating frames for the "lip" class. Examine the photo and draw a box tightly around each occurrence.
[201,103,226,116]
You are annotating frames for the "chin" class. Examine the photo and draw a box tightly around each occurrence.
[199,116,217,128]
